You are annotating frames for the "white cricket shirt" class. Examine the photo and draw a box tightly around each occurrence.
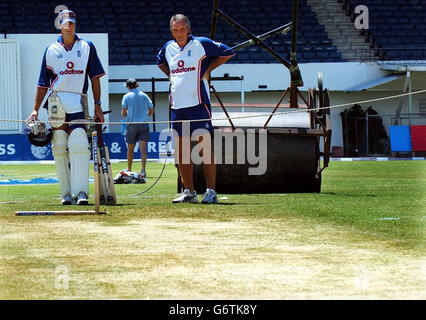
[37,34,105,113]
[156,36,235,109]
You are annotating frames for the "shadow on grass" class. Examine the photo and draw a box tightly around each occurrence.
[43,203,136,209]
[322,192,377,197]
[202,203,237,206]
[192,202,263,206]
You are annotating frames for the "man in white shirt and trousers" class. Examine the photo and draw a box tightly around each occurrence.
[26,10,106,205]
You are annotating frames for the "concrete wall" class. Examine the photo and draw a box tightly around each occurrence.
[108,62,390,93]
[107,62,426,151]
[108,86,426,150]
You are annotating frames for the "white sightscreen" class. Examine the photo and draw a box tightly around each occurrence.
[0,39,21,133]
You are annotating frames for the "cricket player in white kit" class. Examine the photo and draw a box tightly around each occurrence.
[26,10,106,205]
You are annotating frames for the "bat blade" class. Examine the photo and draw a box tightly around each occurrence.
[92,131,100,213]
[94,118,116,206]
[97,146,109,205]
[104,146,117,205]
[15,210,107,216]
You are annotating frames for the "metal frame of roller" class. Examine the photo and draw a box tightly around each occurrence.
[179,0,332,194]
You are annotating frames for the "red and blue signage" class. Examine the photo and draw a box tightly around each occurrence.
[0,132,166,161]
[390,125,426,152]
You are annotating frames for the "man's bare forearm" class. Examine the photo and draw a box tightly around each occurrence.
[33,87,48,112]
[207,55,234,73]
[203,55,235,80]
[91,77,104,122]
[26,87,48,122]
[158,63,170,78]
[91,77,101,102]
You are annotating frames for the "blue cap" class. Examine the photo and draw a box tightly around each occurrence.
[58,10,77,25]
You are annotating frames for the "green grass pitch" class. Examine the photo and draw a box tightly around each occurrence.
[0,160,425,299]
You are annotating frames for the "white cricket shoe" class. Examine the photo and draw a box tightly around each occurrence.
[172,189,198,203]
[61,194,73,205]
[76,191,89,206]
[201,189,218,204]
[140,170,147,183]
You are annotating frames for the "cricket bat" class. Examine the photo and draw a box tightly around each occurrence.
[95,120,117,205]
[15,210,107,216]
[104,146,117,203]
[92,131,101,212]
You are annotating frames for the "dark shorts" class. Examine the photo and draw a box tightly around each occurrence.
[171,103,213,137]
[125,123,150,144]
[67,112,86,130]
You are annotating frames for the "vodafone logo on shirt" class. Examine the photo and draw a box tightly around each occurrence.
[171,60,195,74]
[59,61,83,75]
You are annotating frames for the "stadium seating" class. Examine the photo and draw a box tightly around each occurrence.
[0,0,345,64]
[343,0,426,60]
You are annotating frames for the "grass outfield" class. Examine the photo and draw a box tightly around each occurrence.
[0,160,425,299]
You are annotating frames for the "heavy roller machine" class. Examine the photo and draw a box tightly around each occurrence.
[178,0,332,194]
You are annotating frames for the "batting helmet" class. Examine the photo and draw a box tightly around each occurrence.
[26,121,53,147]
